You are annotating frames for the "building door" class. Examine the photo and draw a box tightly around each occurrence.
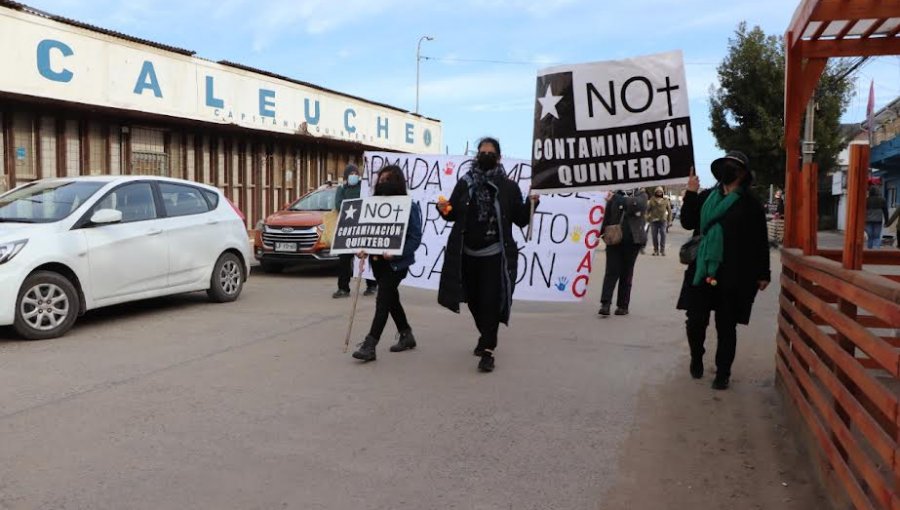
[131,127,168,176]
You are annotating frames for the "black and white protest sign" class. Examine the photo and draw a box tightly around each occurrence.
[531,50,695,192]
[330,196,412,256]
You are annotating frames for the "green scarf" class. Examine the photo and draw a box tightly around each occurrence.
[692,186,741,286]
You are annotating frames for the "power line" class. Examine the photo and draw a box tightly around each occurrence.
[420,55,720,67]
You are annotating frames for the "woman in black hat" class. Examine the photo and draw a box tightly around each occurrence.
[677,151,771,390]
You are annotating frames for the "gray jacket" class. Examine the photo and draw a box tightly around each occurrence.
[867,194,889,224]
[602,191,649,246]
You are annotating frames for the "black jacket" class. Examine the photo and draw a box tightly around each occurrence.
[437,172,533,324]
[676,187,770,324]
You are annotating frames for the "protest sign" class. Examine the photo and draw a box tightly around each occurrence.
[330,196,412,256]
[531,50,695,193]
[362,152,607,302]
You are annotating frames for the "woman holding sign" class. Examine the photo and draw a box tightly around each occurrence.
[437,137,539,373]
[351,165,423,362]
[677,151,770,390]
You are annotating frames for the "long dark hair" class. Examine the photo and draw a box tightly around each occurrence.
[477,137,502,157]
[374,165,407,196]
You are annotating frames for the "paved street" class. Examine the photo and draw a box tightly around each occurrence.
[0,228,825,510]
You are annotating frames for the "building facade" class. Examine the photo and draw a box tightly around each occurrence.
[0,1,442,229]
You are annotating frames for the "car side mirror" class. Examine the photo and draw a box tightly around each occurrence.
[90,208,123,225]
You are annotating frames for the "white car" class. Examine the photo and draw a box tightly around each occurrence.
[0,176,251,339]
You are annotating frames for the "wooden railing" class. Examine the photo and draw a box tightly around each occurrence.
[778,248,900,509]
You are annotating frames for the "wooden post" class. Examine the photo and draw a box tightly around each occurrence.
[843,142,868,271]
[801,161,819,255]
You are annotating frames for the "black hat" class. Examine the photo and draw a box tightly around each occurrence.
[343,164,359,179]
[711,150,753,183]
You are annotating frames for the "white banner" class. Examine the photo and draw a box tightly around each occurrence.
[361,152,607,302]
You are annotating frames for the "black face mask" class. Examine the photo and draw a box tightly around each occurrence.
[375,181,405,196]
[476,152,498,170]
[713,163,741,185]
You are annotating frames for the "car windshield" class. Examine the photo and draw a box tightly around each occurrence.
[0,181,106,223]
[290,188,336,211]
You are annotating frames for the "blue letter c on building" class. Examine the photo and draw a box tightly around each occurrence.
[344,108,357,133]
[37,39,74,83]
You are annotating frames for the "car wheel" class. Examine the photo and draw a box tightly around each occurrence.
[260,260,284,274]
[208,252,244,303]
[14,271,80,340]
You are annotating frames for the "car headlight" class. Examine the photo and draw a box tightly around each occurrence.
[256,220,266,232]
[0,239,28,264]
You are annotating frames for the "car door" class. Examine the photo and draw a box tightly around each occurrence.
[82,181,170,302]
[157,182,220,287]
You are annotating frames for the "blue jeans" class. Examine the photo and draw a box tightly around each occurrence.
[866,222,883,249]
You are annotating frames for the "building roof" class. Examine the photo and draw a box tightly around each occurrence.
[0,1,439,122]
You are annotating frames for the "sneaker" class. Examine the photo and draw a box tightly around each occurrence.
[690,358,704,379]
[363,287,377,297]
[712,375,730,390]
[598,304,611,316]
[652,251,659,256]
[352,335,378,362]
[478,353,495,372]
[614,307,629,316]
[332,289,350,299]
[390,329,417,352]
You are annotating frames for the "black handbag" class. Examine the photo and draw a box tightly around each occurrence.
[679,235,702,265]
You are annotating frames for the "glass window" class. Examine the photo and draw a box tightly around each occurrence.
[0,180,105,223]
[159,183,210,217]
[95,182,158,223]
[202,189,219,209]
[289,187,335,211]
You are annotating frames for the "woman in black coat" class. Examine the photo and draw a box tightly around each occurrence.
[677,151,770,390]
[598,189,648,316]
[437,137,538,372]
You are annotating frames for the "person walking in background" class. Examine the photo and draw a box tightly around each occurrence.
[352,165,423,362]
[598,188,648,316]
[887,205,900,248]
[866,185,890,249]
[436,137,539,373]
[333,164,377,298]
[646,186,672,256]
[678,151,770,391]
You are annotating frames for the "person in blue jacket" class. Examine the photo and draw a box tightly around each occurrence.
[352,165,423,362]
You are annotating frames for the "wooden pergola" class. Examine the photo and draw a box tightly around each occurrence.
[780,2,900,509]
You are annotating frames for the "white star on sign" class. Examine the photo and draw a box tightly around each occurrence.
[537,84,563,120]
[344,204,357,220]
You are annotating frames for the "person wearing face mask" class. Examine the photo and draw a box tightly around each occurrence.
[646,186,672,256]
[352,165,423,362]
[677,151,771,390]
[436,137,539,373]
[333,164,377,299]
[598,188,649,316]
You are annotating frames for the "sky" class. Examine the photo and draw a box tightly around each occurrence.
[23,0,900,186]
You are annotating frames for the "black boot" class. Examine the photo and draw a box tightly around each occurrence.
[690,358,704,379]
[478,352,495,372]
[614,307,629,316]
[390,329,416,352]
[712,374,730,390]
[352,335,378,362]
[598,303,611,316]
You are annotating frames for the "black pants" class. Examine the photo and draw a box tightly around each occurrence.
[686,303,738,378]
[601,244,641,308]
[367,258,410,342]
[337,254,376,292]
[463,253,502,352]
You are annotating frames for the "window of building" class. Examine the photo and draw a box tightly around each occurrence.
[39,117,57,178]
[87,122,108,175]
[13,112,36,181]
[64,120,80,177]
[131,127,167,176]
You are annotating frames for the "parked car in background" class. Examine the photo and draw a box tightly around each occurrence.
[0,176,251,339]
[253,184,340,273]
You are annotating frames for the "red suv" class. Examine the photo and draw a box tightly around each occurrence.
[253,184,339,273]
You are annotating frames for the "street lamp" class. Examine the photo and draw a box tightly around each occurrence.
[416,35,434,115]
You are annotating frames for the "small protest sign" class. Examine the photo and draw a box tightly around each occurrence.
[531,50,695,193]
[330,196,412,256]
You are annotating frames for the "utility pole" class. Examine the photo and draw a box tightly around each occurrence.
[415,35,434,115]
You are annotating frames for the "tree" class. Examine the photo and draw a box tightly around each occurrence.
[709,23,854,192]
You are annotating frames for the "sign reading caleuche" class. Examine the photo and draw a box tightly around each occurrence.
[531,50,695,193]
[330,196,412,256]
